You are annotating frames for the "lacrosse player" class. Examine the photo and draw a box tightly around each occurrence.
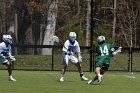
[88,36,122,84]
[59,32,88,82]
[0,35,16,81]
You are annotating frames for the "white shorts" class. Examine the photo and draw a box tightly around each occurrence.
[62,53,78,65]
[0,56,8,64]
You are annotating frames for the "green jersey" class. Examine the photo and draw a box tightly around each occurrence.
[95,43,114,70]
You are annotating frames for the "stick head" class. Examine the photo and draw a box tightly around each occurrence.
[52,36,59,42]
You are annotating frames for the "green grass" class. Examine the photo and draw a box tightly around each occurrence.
[0,70,140,93]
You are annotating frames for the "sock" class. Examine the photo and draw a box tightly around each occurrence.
[60,74,63,77]
[97,74,103,80]
[97,74,102,77]
[9,75,12,78]
[80,73,83,77]
[97,73,101,77]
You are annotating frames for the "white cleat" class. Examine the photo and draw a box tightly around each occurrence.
[98,79,102,84]
[60,76,64,82]
[81,76,88,81]
[9,76,16,81]
[87,80,93,84]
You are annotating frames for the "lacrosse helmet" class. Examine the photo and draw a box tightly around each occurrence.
[3,35,12,44]
[69,32,76,44]
[97,36,105,43]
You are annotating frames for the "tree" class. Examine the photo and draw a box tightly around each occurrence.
[85,0,91,46]
[116,0,139,47]
[0,0,15,35]
[42,0,58,55]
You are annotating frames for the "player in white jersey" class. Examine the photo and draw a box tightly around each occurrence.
[0,35,16,81]
[59,32,88,82]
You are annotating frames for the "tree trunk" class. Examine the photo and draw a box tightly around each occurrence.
[112,0,116,46]
[85,0,91,46]
[42,0,58,55]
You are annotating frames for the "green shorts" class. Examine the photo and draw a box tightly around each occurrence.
[96,62,109,71]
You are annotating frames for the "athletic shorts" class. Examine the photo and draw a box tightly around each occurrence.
[96,61,110,71]
[62,53,78,65]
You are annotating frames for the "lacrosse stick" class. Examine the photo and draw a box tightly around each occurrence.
[52,35,69,50]
[52,36,63,46]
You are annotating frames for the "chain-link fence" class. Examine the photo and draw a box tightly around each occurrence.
[0,45,91,71]
[109,48,140,72]
[0,45,139,72]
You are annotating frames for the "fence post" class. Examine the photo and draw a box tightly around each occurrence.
[128,47,133,72]
[89,0,94,72]
[52,47,54,71]
[92,45,95,71]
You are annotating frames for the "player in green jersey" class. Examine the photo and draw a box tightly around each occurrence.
[88,36,122,84]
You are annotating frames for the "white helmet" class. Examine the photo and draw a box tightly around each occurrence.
[3,35,12,44]
[69,32,76,44]
[97,36,105,43]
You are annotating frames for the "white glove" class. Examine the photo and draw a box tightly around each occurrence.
[117,47,122,53]
[78,56,82,62]
[112,47,122,55]
[9,56,16,61]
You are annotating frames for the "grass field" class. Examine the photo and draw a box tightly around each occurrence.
[0,70,140,93]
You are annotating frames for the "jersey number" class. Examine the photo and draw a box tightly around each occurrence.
[100,45,109,56]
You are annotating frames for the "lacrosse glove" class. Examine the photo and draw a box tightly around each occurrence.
[9,56,16,61]
[78,56,82,62]
[112,47,122,55]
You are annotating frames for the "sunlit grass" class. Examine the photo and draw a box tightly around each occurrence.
[0,70,140,93]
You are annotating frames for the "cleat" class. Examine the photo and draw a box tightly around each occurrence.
[8,76,16,81]
[97,79,102,84]
[87,80,93,84]
[81,76,88,81]
[60,76,64,82]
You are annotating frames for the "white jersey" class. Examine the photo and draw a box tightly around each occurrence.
[62,40,80,54]
[0,42,11,57]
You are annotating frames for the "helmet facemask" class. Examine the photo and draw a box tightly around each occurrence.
[69,36,76,44]
[69,32,76,45]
